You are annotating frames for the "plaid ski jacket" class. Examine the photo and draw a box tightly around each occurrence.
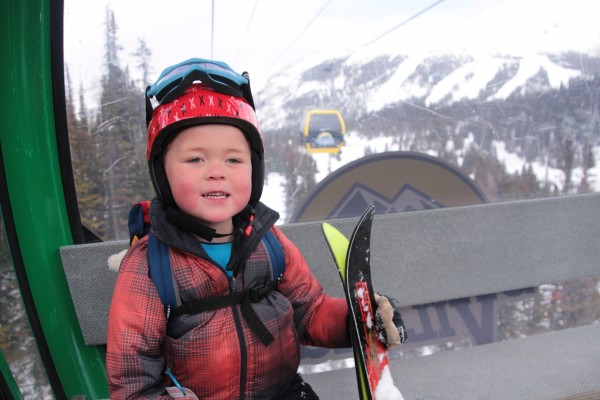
[106,200,350,399]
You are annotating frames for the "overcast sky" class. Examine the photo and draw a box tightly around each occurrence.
[64,0,600,96]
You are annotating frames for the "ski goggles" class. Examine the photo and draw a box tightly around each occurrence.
[146,58,254,108]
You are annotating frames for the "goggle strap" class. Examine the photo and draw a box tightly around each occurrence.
[241,72,255,110]
[158,72,245,105]
[145,86,154,126]
[156,79,185,103]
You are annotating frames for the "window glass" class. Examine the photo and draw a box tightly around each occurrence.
[64,0,599,237]
[0,214,53,399]
[62,0,600,374]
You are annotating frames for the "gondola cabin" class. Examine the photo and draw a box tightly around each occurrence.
[303,110,345,154]
[2,1,600,399]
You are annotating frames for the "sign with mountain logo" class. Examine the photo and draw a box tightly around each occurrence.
[290,151,488,223]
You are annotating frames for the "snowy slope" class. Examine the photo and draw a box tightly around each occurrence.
[257,49,585,129]
[262,130,600,224]
[257,46,599,223]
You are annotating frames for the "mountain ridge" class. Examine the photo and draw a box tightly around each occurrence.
[257,49,598,131]
[257,48,599,213]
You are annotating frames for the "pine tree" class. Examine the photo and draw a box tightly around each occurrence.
[93,7,151,240]
[65,68,107,238]
[283,139,318,221]
[579,141,596,193]
[132,37,153,91]
[77,84,107,237]
[560,135,575,194]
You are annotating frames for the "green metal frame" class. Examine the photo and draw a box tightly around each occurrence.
[0,347,22,400]
[0,0,108,398]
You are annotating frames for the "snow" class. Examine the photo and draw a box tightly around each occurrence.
[357,287,374,329]
[493,140,600,193]
[262,130,600,224]
[261,172,286,223]
[426,56,507,105]
[354,50,583,112]
[298,356,355,375]
[262,132,397,223]
[374,365,405,400]
[489,54,580,100]
[366,53,429,111]
[311,134,397,182]
[299,358,405,400]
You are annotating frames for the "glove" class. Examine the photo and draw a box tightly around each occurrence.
[374,293,408,349]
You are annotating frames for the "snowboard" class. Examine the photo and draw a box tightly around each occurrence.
[322,205,404,400]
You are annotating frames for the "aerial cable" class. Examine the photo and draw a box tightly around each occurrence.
[267,0,335,72]
[211,0,215,58]
[234,0,259,65]
[361,0,446,48]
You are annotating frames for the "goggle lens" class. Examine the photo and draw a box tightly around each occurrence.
[147,58,250,106]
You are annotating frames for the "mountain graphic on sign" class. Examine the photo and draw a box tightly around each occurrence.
[327,183,444,219]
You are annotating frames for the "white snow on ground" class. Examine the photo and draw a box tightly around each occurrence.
[366,53,429,111]
[261,132,397,223]
[298,357,355,375]
[375,365,405,400]
[360,51,582,113]
[299,360,405,400]
[261,172,287,223]
[494,140,600,193]
[426,56,508,105]
[310,133,398,183]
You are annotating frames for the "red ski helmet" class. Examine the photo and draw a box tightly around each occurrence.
[146,83,264,209]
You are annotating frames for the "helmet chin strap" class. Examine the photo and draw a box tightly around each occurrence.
[165,207,235,241]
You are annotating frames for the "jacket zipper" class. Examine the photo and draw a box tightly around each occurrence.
[231,277,247,400]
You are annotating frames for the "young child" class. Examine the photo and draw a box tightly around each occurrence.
[106,58,405,399]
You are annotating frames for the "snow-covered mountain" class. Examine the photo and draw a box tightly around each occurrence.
[255,49,600,223]
[257,50,595,130]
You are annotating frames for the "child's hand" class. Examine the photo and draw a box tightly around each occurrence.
[374,293,408,349]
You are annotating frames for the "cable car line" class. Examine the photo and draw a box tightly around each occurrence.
[361,0,446,49]
[267,0,335,73]
[234,0,259,66]
[211,0,215,58]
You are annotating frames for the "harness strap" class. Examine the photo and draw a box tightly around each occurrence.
[263,230,285,282]
[148,233,178,307]
[169,280,277,345]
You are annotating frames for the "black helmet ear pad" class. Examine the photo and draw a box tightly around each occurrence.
[149,155,177,209]
[250,150,264,206]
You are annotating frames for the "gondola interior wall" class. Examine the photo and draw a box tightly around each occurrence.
[1,0,108,398]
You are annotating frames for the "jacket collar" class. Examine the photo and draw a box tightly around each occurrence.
[149,198,279,263]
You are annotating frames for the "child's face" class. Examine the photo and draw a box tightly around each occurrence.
[164,124,252,238]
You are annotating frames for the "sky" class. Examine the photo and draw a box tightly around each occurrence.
[64,0,600,96]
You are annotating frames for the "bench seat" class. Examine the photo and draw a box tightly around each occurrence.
[60,193,600,399]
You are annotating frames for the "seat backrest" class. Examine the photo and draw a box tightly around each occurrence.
[60,193,600,346]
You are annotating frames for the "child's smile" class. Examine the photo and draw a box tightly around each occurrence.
[203,191,229,199]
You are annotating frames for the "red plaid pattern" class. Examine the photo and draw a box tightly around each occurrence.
[107,226,349,399]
